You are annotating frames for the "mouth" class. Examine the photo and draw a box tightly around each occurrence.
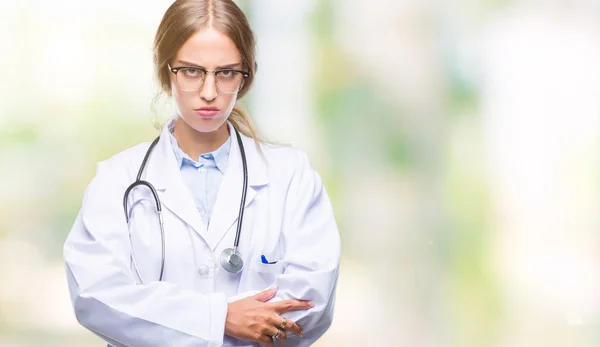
[194,107,220,118]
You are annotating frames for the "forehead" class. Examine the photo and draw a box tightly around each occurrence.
[175,27,241,67]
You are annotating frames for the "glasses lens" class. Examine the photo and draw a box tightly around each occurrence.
[216,70,244,94]
[176,68,205,91]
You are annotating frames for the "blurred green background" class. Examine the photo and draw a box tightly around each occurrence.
[1,0,599,346]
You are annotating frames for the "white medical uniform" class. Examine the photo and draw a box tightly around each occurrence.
[63,122,341,347]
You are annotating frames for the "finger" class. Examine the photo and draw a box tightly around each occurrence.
[252,287,278,302]
[257,333,274,346]
[277,329,288,343]
[270,299,314,314]
[265,326,285,344]
[269,315,303,337]
[283,319,303,337]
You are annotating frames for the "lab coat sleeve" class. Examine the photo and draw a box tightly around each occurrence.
[63,159,227,347]
[273,152,341,346]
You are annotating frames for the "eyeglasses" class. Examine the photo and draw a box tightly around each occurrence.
[168,64,250,94]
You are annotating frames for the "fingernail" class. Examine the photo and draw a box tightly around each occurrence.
[309,301,315,307]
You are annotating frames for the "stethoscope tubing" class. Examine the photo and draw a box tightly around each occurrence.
[123,127,247,282]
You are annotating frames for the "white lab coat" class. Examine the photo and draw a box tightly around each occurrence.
[63,122,341,347]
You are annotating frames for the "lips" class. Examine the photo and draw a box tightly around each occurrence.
[194,107,220,118]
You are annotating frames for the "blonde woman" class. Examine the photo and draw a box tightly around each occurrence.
[63,1,340,346]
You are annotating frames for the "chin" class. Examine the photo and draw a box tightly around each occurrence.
[182,113,228,134]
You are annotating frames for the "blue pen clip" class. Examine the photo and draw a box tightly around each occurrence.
[261,255,278,264]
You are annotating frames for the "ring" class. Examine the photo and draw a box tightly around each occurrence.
[271,330,281,342]
[280,319,287,330]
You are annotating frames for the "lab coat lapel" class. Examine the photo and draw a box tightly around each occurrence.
[206,122,268,251]
[145,123,207,237]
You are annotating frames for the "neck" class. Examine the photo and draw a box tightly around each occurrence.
[172,118,229,161]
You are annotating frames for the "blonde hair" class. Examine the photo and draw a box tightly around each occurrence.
[153,0,261,141]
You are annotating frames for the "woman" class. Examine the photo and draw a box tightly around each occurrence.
[63,1,340,346]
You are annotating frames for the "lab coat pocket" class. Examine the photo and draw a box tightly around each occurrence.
[246,259,285,289]
[250,261,285,274]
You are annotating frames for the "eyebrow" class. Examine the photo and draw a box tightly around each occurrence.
[175,60,243,69]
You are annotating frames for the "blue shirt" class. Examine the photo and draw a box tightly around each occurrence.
[168,126,231,229]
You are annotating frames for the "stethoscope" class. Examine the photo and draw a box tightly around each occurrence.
[123,126,248,282]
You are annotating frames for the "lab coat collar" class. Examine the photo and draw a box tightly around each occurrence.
[145,119,269,247]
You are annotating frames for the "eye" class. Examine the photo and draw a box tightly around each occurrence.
[181,68,203,78]
[217,70,235,80]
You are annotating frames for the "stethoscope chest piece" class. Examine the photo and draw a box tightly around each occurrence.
[220,248,244,273]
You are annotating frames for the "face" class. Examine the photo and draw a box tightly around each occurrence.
[170,27,244,134]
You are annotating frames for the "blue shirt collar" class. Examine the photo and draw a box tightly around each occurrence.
[167,121,231,174]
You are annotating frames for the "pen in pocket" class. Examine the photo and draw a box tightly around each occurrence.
[261,255,278,264]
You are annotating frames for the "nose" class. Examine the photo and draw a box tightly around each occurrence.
[200,73,218,101]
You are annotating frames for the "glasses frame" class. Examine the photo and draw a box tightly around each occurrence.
[168,63,250,94]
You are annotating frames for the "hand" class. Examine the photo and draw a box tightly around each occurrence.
[225,287,314,345]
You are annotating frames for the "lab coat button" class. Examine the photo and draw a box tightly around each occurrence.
[198,265,210,276]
